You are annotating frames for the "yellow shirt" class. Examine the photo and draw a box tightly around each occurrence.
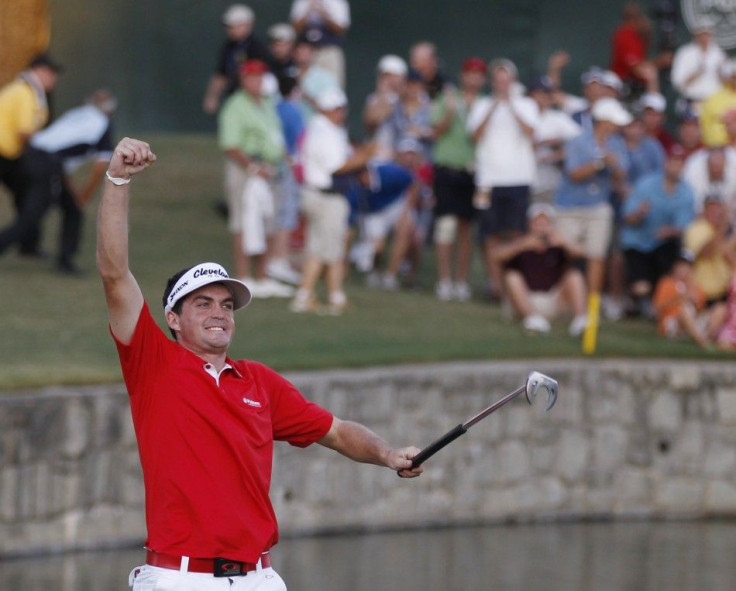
[699,86,736,147]
[684,218,732,300]
[0,76,48,159]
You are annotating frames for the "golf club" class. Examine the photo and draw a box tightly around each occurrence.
[409,371,558,469]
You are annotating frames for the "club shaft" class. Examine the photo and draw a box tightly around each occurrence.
[462,385,526,429]
[410,384,527,469]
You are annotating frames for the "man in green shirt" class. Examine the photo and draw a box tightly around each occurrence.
[430,57,486,301]
[218,59,293,299]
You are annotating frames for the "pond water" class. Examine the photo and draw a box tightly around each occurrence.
[2,520,735,590]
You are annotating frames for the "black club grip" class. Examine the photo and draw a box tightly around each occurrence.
[410,424,467,468]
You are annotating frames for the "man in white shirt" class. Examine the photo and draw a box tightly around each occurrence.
[466,58,540,300]
[291,87,370,314]
[683,146,736,216]
[671,19,726,111]
[290,0,350,89]
[527,76,582,203]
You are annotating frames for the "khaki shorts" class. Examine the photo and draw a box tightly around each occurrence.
[301,187,349,263]
[555,203,613,260]
[224,159,280,234]
[529,287,566,319]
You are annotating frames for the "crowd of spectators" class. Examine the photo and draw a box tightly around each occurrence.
[202,1,736,350]
[4,1,736,350]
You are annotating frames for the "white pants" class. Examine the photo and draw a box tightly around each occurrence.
[129,564,287,591]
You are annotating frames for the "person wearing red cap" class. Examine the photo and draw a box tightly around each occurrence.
[620,143,697,317]
[218,59,294,299]
[430,57,487,301]
[97,137,423,591]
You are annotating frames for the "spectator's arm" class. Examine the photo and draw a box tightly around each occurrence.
[73,159,108,208]
[203,74,228,115]
[491,234,538,265]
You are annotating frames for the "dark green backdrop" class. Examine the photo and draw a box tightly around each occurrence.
[48,0,688,136]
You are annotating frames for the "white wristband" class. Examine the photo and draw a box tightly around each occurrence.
[105,170,131,185]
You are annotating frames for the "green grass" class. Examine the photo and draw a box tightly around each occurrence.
[0,134,730,390]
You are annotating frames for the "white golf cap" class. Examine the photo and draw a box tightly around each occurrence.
[268,23,295,42]
[527,202,556,219]
[639,92,666,112]
[601,70,622,91]
[591,97,633,126]
[377,54,408,76]
[222,4,254,26]
[316,87,347,111]
[164,262,251,314]
[396,136,423,154]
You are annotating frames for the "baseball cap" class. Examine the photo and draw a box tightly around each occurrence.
[704,191,724,204]
[489,58,518,78]
[164,262,251,314]
[397,136,423,154]
[316,87,347,111]
[639,92,667,113]
[377,54,408,76]
[268,23,295,42]
[527,75,554,93]
[28,53,64,73]
[601,70,623,92]
[666,142,687,159]
[581,66,605,85]
[222,4,254,26]
[240,59,268,76]
[679,107,699,123]
[527,202,556,220]
[592,97,633,126]
[461,57,488,74]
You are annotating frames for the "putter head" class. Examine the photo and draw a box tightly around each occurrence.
[525,371,558,411]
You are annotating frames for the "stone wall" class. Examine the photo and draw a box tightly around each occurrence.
[2,359,736,557]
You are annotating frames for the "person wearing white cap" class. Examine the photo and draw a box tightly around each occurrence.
[636,91,677,150]
[290,0,350,89]
[671,18,726,109]
[292,87,372,314]
[700,59,736,147]
[267,23,299,85]
[97,137,423,591]
[202,4,272,115]
[363,55,407,160]
[553,97,632,337]
[467,57,540,301]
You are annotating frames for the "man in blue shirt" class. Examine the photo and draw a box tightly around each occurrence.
[348,153,416,289]
[554,97,631,298]
[621,142,696,317]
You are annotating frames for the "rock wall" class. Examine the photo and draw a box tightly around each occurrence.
[3,360,736,557]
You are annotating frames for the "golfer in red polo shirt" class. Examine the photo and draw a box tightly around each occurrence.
[97,137,423,591]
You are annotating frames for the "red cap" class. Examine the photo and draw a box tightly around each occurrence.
[666,143,687,159]
[462,57,487,74]
[240,59,269,76]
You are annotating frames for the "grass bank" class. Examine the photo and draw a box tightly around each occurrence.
[0,135,728,390]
